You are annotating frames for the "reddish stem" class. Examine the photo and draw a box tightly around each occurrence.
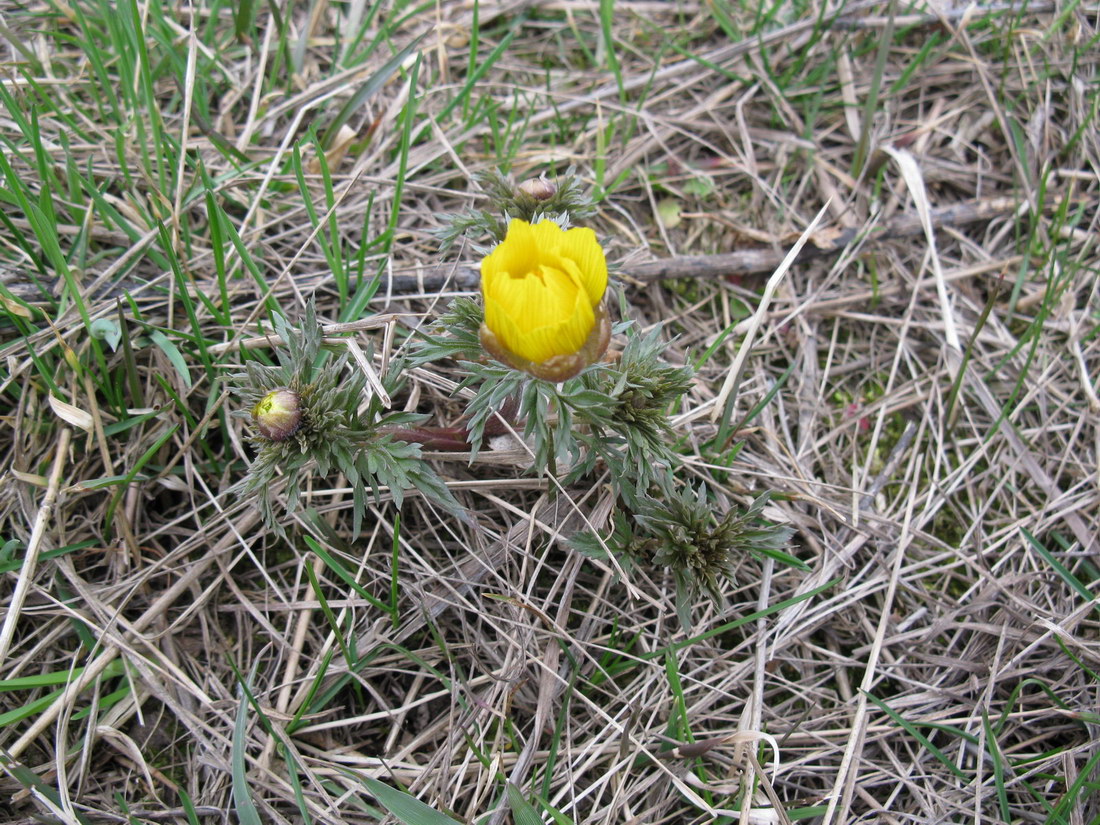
[385,397,519,451]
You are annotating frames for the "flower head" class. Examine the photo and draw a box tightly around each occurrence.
[479,219,610,382]
[251,388,303,441]
[517,176,557,201]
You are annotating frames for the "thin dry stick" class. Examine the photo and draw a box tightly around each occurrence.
[881,145,960,351]
[711,200,831,422]
[625,195,1023,281]
[0,428,72,665]
[204,273,401,357]
[368,195,1024,296]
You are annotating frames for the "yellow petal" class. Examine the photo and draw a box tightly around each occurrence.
[528,218,566,252]
[526,219,605,306]
[555,226,607,306]
[485,263,583,363]
[480,220,537,288]
[494,282,593,364]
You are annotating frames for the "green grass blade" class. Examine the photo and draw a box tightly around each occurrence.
[148,330,192,389]
[304,560,357,672]
[644,577,840,660]
[507,782,546,825]
[282,744,314,825]
[357,774,462,825]
[599,0,625,103]
[320,35,425,149]
[104,424,179,534]
[982,709,1011,822]
[1022,528,1099,616]
[438,12,524,125]
[175,787,201,825]
[302,535,389,613]
[863,690,969,780]
[0,750,94,825]
[232,676,263,825]
[383,52,421,255]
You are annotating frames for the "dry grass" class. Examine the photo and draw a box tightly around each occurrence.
[0,1,1098,824]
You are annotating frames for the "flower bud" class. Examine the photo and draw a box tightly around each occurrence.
[480,219,609,382]
[517,177,557,202]
[252,388,302,441]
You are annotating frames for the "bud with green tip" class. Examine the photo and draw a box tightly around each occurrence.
[251,388,302,441]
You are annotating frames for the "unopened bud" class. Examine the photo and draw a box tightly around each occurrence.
[252,388,302,441]
[517,177,556,202]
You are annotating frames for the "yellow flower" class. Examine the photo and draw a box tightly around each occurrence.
[480,219,610,382]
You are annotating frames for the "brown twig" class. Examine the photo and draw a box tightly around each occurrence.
[376,195,1025,294]
[0,197,1026,308]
